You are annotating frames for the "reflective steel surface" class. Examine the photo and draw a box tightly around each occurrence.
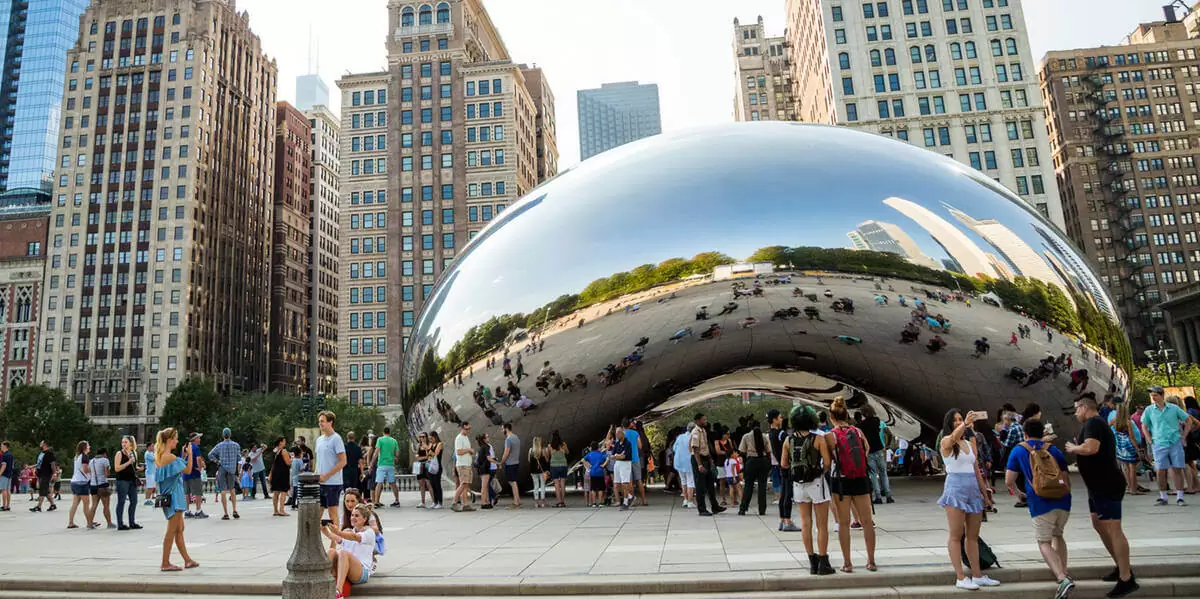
[402,123,1131,473]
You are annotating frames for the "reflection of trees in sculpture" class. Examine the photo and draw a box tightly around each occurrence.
[577,252,735,305]
[752,245,975,290]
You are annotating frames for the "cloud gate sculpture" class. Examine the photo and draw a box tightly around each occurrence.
[402,122,1131,480]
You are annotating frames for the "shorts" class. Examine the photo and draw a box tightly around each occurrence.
[1089,494,1123,521]
[353,559,372,584]
[38,476,51,497]
[504,463,519,482]
[70,482,91,496]
[456,466,474,485]
[830,476,871,498]
[632,461,643,482]
[613,461,632,484]
[792,477,831,505]
[145,476,157,490]
[1152,442,1186,470]
[184,477,202,498]
[1032,508,1070,542]
[590,476,606,491]
[217,470,237,492]
[550,466,568,480]
[0,476,10,491]
[375,465,397,484]
[679,471,695,489]
[319,484,342,508]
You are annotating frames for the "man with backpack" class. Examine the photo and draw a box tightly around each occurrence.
[1006,418,1074,599]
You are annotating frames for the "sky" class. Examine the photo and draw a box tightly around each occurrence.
[241,0,1178,168]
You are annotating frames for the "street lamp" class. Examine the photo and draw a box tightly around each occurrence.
[1143,339,1178,387]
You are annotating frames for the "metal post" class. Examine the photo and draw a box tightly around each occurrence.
[282,472,334,599]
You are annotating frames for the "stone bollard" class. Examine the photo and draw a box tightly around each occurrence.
[282,472,334,599]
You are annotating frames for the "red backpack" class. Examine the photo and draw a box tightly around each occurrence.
[831,426,868,479]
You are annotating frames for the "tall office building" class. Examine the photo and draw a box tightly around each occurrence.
[946,205,1069,294]
[577,81,661,160]
[0,203,47,406]
[37,0,277,437]
[852,219,939,267]
[1040,10,1200,354]
[269,101,311,393]
[0,0,89,197]
[295,73,330,112]
[785,0,1063,228]
[733,16,796,122]
[335,71,389,407]
[301,96,340,396]
[520,65,559,182]
[884,196,997,277]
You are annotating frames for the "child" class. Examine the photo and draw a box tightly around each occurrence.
[240,461,253,500]
[584,443,608,508]
[21,464,35,500]
[725,449,743,507]
[288,448,303,508]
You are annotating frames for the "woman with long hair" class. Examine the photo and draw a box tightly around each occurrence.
[427,431,445,509]
[154,428,198,571]
[90,447,114,529]
[528,436,548,508]
[113,435,141,530]
[827,397,877,572]
[322,504,380,598]
[415,432,431,508]
[268,436,293,516]
[476,433,495,509]
[547,430,569,508]
[938,409,999,590]
[781,406,836,575]
[67,440,94,529]
[737,419,771,516]
[1110,403,1143,495]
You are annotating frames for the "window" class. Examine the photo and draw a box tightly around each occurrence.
[832,6,844,20]
[990,39,1003,57]
[839,53,851,70]
[924,44,936,62]
[867,26,878,41]
[984,151,997,169]
[892,99,905,117]
[946,19,957,34]
[835,29,847,44]
[863,3,875,18]
[965,41,976,58]
[910,46,922,63]
[878,100,890,119]
[846,103,858,121]
[1005,38,1018,55]
[842,77,855,95]
[924,127,936,147]
[950,42,962,60]
[870,49,882,67]
[885,48,896,65]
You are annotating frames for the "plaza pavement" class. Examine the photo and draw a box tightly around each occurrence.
[1,477,1197,589]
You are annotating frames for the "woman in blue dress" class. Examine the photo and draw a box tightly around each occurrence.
[154,427,199,571]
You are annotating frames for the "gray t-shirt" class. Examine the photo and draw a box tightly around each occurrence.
[504,434,521,466]
[315,432,346,486]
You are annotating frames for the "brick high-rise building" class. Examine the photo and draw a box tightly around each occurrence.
[37,0,277,436]
[733,16,796,122]
[335,0,557,408]
[269,101,311,393]
[301,98,340,396]
[784,0,1064,227]
[1041,11,1200,355]
[0,203,48,406]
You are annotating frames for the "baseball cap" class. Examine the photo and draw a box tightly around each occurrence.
[1148,386,1165,394]
[222,427,231,437]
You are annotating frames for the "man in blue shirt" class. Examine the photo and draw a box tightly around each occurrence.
[623,418,646,506]
[1006,418,1073,599]
[207,427,241,520]
[584,444,609,508]
[1140,387,1199,506]
[182,432,207,519]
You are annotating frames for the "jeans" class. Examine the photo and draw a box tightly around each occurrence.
[867,450,891,500]
[250,471,268,498]
[691,456,720,513]
[778,471,793,520]
[429,473,444,506]
[115,480,137,527]
[770,464,782,495]
[530,473,547,500]
[740,456,769,515]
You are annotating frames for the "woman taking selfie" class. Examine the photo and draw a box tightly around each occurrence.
[113,435,142,530]
[154,428,198,571]
[322,504,379,598]
[938,409,1000,591]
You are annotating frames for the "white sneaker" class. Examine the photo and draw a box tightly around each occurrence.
[431,503,443,510]
[956,578,980,591]
[416,502,427,508]
[971,576,1000,587]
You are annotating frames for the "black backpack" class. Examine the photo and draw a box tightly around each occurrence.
[790,433,823,483]
[961,537,1000,570]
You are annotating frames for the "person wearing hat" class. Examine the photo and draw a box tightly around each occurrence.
[1141,386,1198,506]
[182,433,208,519]
[208,428,242,520]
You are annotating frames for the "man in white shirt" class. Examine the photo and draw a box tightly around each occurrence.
[315,410,347,526]
[452,422,475,512]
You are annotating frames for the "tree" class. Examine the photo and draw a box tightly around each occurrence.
[159,378,227,440]
[0,385,94,454]
[748,245,791,266]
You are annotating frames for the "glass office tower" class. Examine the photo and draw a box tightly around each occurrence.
[0,0,88,199]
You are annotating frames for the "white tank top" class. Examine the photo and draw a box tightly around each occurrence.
[942,443,976,474]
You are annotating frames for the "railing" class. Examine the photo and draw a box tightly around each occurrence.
[138,473,426,494]
[393,23,452,39]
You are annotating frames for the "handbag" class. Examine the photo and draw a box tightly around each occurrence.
[154,492,172,508]
[427,456,441,475]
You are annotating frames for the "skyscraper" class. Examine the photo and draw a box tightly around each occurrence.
[0,0,89,198]
[301,98,340,396]
[520,65,560,182]
[1040,13,1200,354]
[784,0,1063,228]
[295,73,330,112]
[37,0,277,437]
[852,219,939,268]
[946,205,1068,295]
[732,16,796,122]
[883,196,996,278]
[270,101,312,393]
[577,81,661,160]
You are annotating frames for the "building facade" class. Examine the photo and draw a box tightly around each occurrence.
[0,204,47,405]
[295,73,330,112]
[302,100,340,396]
[577,81,661,160]
[1041,16,1200,355]
[733,16,796,122]
[520,65,559,182]
[269,101,311,393]
[786,0,1063,227]
[37,0,277,436]
[336,71,389,407]
[0,0,90,196]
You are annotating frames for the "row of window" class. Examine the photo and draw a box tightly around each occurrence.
[346,363,387,380]
[348,312,387,329]
[400,106,454,125]
[350,89,388,107]
[349,190,387,205]
[399,209,454,226]
[401,38,450,54]
[349,111,387,129]
[346,389,387,406]
[832,0,1010,20]
[402,130,454,147]
[348,237,386,255]
[349,158,387,175]
[401,233,457,251]
[467,204,504,222]
[401,83,452,102]
[348,212,387,230]
[845,84,1029,119]
[348,261,387,279]
[465,102,505,119]
[349,135,386,152]
[399,61,453,80]
[466,79,504,96]
[348,337,387,354]
[466,125,504,142]
[466,149,505,167]
[349,287,387,304]
[398,3,451,26]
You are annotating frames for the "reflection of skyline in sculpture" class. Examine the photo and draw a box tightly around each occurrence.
[846,230,869,250]
[849,220,940,269]
[947,205,1073,302]
[1031,223,1114,319]
[883,197,997,278]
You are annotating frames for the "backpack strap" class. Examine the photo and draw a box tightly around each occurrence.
[1019,441,1033,453]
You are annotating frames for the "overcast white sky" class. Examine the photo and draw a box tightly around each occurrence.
[240,0,1177,167]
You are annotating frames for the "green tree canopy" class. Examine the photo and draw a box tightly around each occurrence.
[0,385,96,454]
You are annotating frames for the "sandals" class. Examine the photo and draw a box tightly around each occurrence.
[841,565,854,573]
[67,524,79,529]
[865,563,878,572]
[233,512,240,519]
[184,560,200,569]
[160,564,183,572]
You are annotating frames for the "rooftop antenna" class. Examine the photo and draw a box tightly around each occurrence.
[306,25,314,74]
